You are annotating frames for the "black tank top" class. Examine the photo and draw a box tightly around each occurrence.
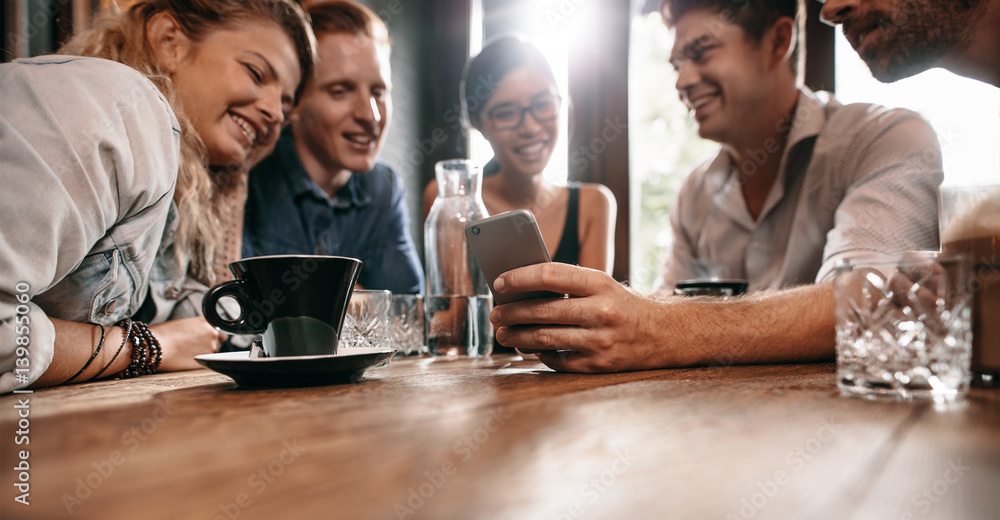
[552,185,580,264]
[491,183,581,354]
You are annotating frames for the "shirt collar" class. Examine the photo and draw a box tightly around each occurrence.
[786,86,828,147]
[712,86,829,227]
[276,128,373,209]
[768,86,827,201]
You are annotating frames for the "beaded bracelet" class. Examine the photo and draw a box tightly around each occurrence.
[117,320,162,379]
[61,324,105,385]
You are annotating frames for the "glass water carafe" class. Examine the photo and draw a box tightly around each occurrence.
[423,159,492,356]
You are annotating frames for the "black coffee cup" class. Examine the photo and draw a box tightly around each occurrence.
[674,279,749,298]
[203,255,362,357]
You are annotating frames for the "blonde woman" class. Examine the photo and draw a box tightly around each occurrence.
[0,0,315,391]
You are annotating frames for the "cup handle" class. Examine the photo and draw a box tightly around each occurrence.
[202,279,265,334]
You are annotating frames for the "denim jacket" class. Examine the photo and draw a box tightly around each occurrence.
[0,56,179,392]
[145,204,213,324]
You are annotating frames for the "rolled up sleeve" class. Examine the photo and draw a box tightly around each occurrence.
[817,114,943,282]
[0,57,178,392]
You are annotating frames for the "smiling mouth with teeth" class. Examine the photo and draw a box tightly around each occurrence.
[346,134,376,145]
[231,113,258,147]
[516,142,546,155]
[685,93,717,111]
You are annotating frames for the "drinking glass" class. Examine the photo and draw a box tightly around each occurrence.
[341,290,392,355]
[834,251,973,400]
[390,294,426,356]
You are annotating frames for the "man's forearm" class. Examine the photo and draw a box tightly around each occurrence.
[645,282,836,367]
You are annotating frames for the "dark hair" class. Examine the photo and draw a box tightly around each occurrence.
[461,34,557,130]
[661,0,803,75]
[304,0,391,54]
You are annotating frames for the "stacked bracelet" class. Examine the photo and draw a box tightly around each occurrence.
[60,319,163,384]
[93,318,133,380]
[117,320,162,379]
[61,324,106,385]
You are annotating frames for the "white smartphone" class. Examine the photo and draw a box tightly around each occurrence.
[466,210,563,305]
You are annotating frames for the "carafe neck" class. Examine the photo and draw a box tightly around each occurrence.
[435,161,483,200]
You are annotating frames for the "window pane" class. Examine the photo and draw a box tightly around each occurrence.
[834,32,1000,187]
[628,11,717,292]
[470,0,570,187]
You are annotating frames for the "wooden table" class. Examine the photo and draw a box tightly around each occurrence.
[2,356,998,520]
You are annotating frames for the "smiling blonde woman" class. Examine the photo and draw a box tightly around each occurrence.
[0,0,316,391]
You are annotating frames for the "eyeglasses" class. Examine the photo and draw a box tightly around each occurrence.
[486,95,561,131]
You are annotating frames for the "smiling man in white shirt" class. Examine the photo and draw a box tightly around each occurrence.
[656,0,942,292]
[487,0,944,374]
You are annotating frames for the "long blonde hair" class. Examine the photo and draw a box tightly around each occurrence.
[60,0,315,284]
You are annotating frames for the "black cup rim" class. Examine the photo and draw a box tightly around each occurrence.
[675,279,749,296]
[234,254,362,264]
[676,279,749,289]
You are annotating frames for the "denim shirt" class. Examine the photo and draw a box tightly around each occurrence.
[0,56,179,392]
[243,129,424,295]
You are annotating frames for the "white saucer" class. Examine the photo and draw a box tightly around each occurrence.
[195,348,395,388]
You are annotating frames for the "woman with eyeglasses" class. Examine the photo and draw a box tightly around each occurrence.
[423,35,616,274]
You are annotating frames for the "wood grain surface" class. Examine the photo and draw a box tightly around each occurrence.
[1,356,997,520]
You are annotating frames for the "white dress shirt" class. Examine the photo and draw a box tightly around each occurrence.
[658,87,943,292]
